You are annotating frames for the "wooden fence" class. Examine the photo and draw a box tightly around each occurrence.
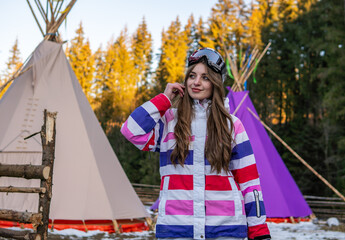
[0,110,57,240]
[305,195,345,222]
[132,183,160,206]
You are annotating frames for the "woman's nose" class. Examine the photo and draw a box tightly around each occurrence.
[194,76,201,85]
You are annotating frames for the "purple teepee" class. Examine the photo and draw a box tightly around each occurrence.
[227,88,312,218]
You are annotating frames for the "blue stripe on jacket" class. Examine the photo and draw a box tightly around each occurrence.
[155,224,247,238]
[160,150,194,166]
[156,224,193,238]
[245,201,266,217]
[131,106,156,133]
[205,225,247,238]
[231,140,254,160]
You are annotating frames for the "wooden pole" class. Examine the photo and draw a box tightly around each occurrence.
[112,220,120,233]
[241,42,271,85]
[246,107,345,202]
[145,217,154,230]
[44,0,77,40]
[0,164,50,180]
[0,65,32,94]
[233,92,249,116]
[26,0,45,37]
[0,209,42,224]
[36,110,57,240]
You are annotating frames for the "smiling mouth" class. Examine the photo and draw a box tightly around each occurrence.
[192,88,201,93]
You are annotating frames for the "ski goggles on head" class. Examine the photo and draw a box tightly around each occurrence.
[188,48,225,74]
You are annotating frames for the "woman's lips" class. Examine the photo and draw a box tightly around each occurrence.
[192,88,201,93]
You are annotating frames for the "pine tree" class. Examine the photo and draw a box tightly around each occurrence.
[66,22,95,105]
[154,17,189,93]
[0,39,22,99]
[132,17,153,104]
[95,28,137,126]
[201,0,250,56]
[246,0,275,48]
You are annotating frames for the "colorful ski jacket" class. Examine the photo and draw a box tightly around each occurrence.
[121,93,271,239]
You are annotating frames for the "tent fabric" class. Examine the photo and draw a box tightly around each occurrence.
[227,88,312,218]
[0,40,149,221]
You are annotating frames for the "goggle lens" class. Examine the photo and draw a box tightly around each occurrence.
[188,48,225,74]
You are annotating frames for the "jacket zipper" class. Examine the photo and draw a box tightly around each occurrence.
[253,189,261,218]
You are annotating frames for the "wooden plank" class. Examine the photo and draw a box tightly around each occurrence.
[0,186,46,193]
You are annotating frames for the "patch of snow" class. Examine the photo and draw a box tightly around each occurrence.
[327,217,340,227]
[268,222,345,240]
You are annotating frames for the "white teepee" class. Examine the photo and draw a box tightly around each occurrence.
[0,0,149,225]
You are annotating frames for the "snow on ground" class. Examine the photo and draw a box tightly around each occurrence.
[2,221,345,239]
[267,222,345,240]
[45,221,345,240]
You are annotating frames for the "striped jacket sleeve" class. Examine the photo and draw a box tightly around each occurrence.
[230,116,271,240]
[120,93,171,152]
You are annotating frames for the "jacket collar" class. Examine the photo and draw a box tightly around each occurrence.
[193,99,211,110]
[192,98,230,112]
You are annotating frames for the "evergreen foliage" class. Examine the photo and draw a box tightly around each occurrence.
[5,0,344,191]
[66,22,95,105]
[252,0,345,196]
[0,39,22,99]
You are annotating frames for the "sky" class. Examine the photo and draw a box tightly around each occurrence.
[0,0,218,73]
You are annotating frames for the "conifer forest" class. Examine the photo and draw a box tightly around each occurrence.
[1,0,344,198]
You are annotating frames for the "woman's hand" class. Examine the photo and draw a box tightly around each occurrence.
[164,83,185,101]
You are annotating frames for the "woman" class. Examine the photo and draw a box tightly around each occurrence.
[121,48,271,240]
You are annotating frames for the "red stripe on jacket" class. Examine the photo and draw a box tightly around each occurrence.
[143,132,155,151]
[150,94,171,117]
[248,224,270,239]
[205,175,232,191]
[231,164,259,184]
[160,175,193,190]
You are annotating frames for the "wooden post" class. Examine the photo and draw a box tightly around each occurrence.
[36,110,57,239]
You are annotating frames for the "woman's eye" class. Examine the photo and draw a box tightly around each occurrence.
[203,76,209,80]
[189,74,196,79]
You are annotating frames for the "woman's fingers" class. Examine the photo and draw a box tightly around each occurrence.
[164,83,185,100]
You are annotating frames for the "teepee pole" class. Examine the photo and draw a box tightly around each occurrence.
[34,0,48,24]
[241,42,271,85]
[246,107,345,202]
[233,92,249,116]
[238,48,260,85]
[0,65,32,94]
[26,0,45,36]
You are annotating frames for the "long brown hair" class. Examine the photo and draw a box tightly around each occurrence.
[170,60,234,173]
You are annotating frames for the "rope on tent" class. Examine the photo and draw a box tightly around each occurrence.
[246,107,345,202]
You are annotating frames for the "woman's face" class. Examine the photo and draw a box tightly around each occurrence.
[186,63,213,101]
